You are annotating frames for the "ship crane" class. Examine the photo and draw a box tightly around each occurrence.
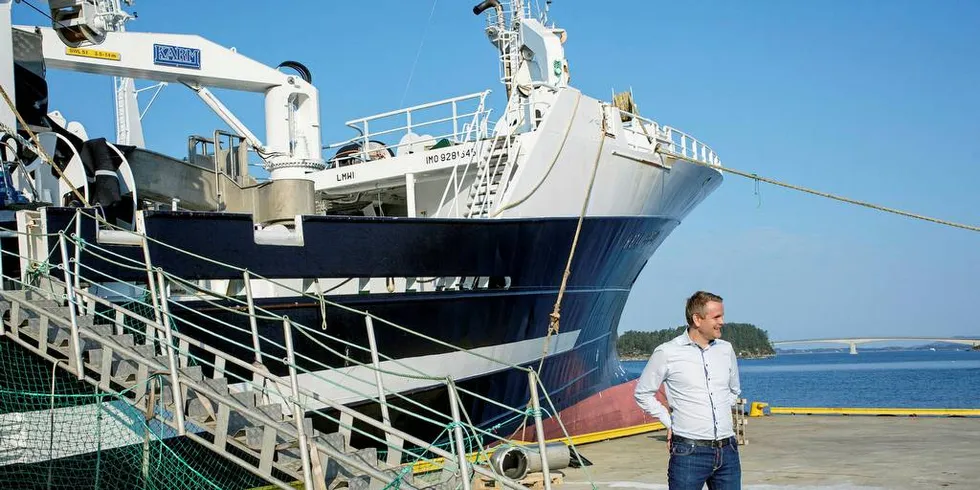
[1,0,326,225]
[4,0,325,181]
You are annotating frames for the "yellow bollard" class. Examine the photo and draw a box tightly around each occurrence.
[749,402,769,417]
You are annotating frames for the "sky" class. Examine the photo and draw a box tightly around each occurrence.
[10,1,980,342]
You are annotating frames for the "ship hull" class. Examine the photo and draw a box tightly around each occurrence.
[34,209,678,446]
[162,214,677,446]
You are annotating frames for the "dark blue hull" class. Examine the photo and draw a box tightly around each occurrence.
[40,209,679,446]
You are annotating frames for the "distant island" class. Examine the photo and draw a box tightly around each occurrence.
[617,323,776,360]
[777,344,979,354]
[776,335,980,353]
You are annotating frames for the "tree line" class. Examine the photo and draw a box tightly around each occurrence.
[617,323,776,359]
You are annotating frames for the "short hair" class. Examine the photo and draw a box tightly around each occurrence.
[686,291,723,326]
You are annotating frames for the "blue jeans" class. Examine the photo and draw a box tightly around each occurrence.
[667,437,741,490]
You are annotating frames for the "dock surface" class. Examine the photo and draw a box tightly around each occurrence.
[561,415,979,489]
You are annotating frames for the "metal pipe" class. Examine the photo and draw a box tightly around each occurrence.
[0,226,6,291]
[365,315,389,424]
[452,101,458,142]
[95,229,143,246]
[524,442,570,474]
[184,83,265,151]
[342,91,489,128]
[490,442,570,480]
[57,233,85,378]
[283,316,315,490]
[243,270,261,364]
[527,371,552,490]
[446,380,472,490]
[72,211,81,302]
[138,219,164,351]
[473,0,503,25]
[244,270,269,403]
[366,314,402,467]
[155,268,186,436]
[406,173,417,218]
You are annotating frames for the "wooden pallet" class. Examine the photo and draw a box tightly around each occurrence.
[474,471,564,490]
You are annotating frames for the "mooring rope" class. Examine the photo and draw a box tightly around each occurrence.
[658,148,980,233]
[537,110,609,375]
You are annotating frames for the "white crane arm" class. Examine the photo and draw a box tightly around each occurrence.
[18,26,287,92]
[11,25,325,177]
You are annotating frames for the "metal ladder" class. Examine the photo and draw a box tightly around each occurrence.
[465,134,518,218]
[0,281,418,490]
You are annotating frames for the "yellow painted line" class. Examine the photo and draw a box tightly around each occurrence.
[770,407,980,417]
[511,421,667,446]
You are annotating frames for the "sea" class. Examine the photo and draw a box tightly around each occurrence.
[622,349,980,408]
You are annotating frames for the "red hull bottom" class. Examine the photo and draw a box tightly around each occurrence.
[513,379,668,442]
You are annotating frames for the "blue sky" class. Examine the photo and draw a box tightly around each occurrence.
[12,1,979,341]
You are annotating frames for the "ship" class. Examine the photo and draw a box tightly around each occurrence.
[0,0,722,478]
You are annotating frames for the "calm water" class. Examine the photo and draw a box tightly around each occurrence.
[622,349,980,408]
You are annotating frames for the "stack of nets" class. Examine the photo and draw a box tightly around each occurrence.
[0,331,272,489]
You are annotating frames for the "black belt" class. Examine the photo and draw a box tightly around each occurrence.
[671,435,735,448]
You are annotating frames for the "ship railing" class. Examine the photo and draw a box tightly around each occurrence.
[470,132,522,219]
[661,126,722,166]
[477,0,533,96]
[323,91,494,169]
[616,109,660,151]
[0,208,579,490]
[480,1,533,30]
[617,109,722,167]
[433,129,497,218]
[433,126,522,219]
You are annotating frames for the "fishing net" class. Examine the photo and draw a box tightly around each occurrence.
[0,318,274,490]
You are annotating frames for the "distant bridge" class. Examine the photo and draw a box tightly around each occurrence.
[772,337,980,355]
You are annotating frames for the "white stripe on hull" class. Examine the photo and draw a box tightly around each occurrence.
[244,330,582,412]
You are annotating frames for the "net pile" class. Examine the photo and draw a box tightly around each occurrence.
[0,333,269,490]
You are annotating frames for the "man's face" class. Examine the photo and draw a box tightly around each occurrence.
[693,301,725,342]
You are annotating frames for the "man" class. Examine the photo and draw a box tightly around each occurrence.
[633,291,742,490]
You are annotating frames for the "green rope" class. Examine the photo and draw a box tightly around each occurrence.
[383,466,413,490]
[25,260,52,286]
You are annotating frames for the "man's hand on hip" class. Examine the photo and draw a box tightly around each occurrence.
[666,429,672,453]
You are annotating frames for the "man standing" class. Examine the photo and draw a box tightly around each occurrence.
[633,291,742,490]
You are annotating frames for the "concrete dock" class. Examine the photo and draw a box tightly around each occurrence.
[560,415,980,489]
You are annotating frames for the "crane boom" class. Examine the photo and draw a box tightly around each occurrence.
[12,25,325,177]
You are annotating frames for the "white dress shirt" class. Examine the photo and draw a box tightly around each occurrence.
[633,331,741,441]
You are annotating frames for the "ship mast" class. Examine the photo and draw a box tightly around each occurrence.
[96,0,144,147]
